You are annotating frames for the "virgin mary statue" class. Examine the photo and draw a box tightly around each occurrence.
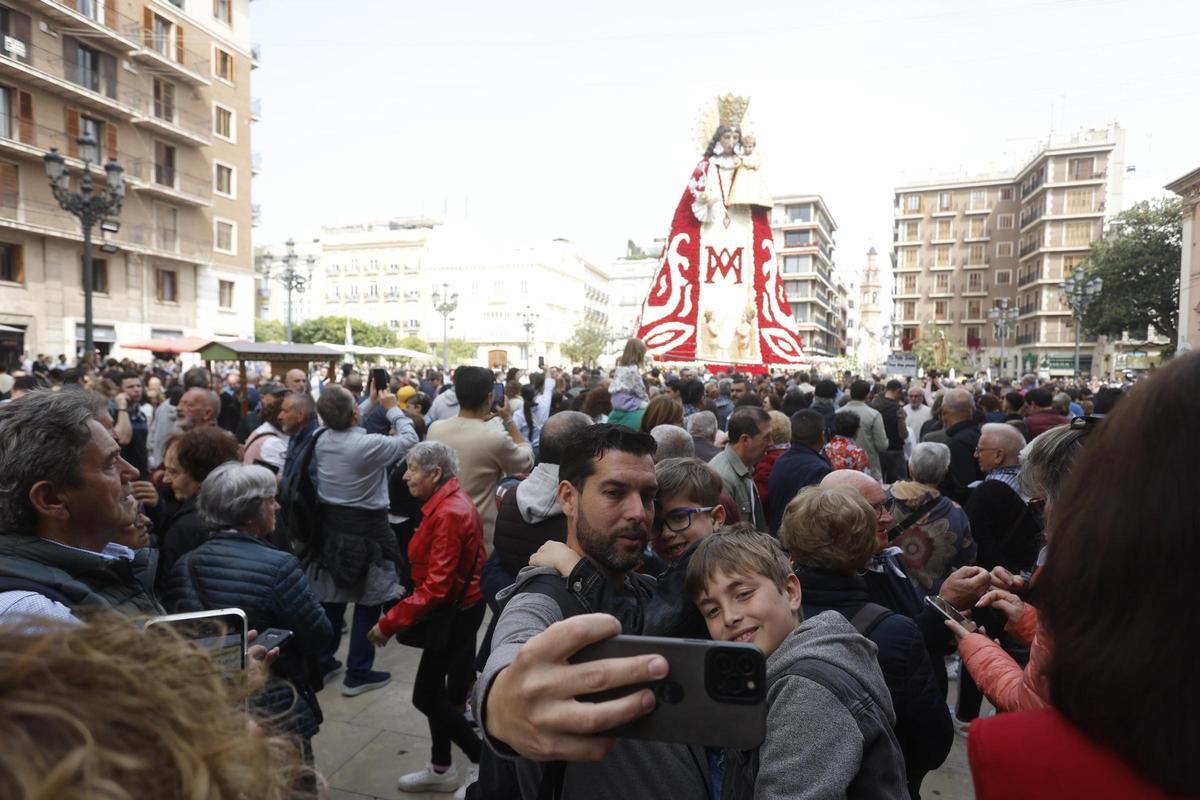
[636,95,804,369]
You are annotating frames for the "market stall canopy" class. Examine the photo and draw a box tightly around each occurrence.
[311,342,435,361]
[196,341,345,361]
[120,336,211,354]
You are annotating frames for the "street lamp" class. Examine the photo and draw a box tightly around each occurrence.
[1058,265,1103,381]
[987,297,1020,378]
[519,311,538,369]
[431,283,459,368]
[44,133,125,364]
[273,238,311,343]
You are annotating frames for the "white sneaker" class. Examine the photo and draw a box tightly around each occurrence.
[453,764,479,799]
[398,763,459,793]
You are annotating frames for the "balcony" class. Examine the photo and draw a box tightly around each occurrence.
[964,203,992,215]
[125,160,212,206]
[250,98,262,122]
[1018,239,1041,258]
[930,283,955,297]
[1019,205,1044,231]
[963,227,990,242]
[251,43,262,69]
[250,203,262,227]
[1016,332,1036,345]
[127,29,210,85]
[0,37,139,119]
[1017,268,1041,287]
[251,152,263,175]
[28,1,142,50]
[132,102,211,147]
[962,256,989,269]
[1020,173,1045,199]
[962,282,989,296]
[927,260,956,271]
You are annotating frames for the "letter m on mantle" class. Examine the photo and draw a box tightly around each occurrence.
[705,246,744,284]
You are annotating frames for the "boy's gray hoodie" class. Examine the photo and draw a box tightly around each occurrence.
[726,610,908,799]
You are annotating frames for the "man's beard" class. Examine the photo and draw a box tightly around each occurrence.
[576,504,647,574]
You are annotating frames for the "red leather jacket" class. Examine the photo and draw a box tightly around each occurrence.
[970,708,1180,799]
[377,477,484,636]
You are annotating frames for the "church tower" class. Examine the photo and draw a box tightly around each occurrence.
[859,247,883,367]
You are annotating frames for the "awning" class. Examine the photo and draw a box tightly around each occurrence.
[121,336,211,354]
[196,340,345,362]
[312,342,435,360]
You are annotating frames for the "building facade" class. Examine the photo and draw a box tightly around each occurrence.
[1167,165,1200,355]
[852,246,885,370]
[892,125,1124,378]
[0,0,257,366]
[770,194,846,359]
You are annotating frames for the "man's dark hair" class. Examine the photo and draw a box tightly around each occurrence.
[680,379,704,407]
[538,411,593,466]
[782,388,808,416]
[182,366,211,389]
[118,371,142,385]
[61,368,85,385]
[1092,387,1123,415]
[814,379,838,400]
[316,385,356,431]
[1026,388,1053,408]
[665,378,681,393]
[727,406,770,443]
[833,409,861,438]
[559,423,656,489]
[343,372,364,395]
[12,376,38,392]
[0,390,97,532]
[453,366,494,410]
[849,380,870,401]
[885,379,902,392]
[790,409,826,448]
[168,427,240,484]
[1004,391,1025,412]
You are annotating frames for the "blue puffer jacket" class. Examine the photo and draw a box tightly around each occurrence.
[164,531,334,738]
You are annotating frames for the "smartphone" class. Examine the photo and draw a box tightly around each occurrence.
[371,368,389,393]
[924,595,979,633]
[254,628,293,651]
[569,635,766,750]
[145,608,247,683]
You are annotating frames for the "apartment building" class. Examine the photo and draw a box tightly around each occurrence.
[0,0,256,366]
[892,125,1124,377]
[771,194,847,359]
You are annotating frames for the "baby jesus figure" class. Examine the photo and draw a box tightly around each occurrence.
[726,135,771,210]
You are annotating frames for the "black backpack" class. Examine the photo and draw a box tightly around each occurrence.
[278,428,327,552]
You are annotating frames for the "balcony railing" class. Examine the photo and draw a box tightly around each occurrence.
[0,36,140,113]
[1020,173,1045,199]
[124,159,213,202]
[1016,332,1036,345]
[250,98,262,121]
[963,282,989,295]
[0,198,208,261]
[1020,205,1044,228]
[1018,239,1041,258]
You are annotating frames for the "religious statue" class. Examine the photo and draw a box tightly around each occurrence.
[637,94,805,368]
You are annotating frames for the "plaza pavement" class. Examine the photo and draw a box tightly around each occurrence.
[312,608,981,800]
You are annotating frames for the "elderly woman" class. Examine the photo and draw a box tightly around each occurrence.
[886,441,976,595]
[158,427,240,574]
[367,441,484,796]
[164,462,333,757]
[948,422,1091,718]
[782,485,953,799]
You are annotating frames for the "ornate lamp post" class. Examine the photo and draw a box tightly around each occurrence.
[1058,265,1103,381]
[44,133,125,363]
[431,282,459,368]
[519,311,538,368]
[987,297,1020,378]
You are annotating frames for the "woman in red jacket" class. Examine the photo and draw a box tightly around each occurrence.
[967,353,1200,799]
[368,440,484,797]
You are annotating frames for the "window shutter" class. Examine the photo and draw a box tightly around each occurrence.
[100,52,117,99]
[105,122,117,161]
[64,108,80,158]
[62,36,79,80]
[143,7,153,48]
[0,163,18,209]
[17,91,33,145]
[104,0,116,29]
[155,268,162,300]
[9,11,31,66]
[14,244,23,283]
[175,25,184,64]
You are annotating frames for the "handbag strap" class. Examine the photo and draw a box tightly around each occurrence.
[886,493,941,541]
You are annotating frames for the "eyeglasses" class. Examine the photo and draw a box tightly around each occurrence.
[974,446,1003,455]
[653,506,716,535]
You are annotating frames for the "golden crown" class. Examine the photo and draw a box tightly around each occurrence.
[695,93,752,152]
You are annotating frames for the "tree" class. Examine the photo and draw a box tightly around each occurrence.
[395,335,432,354]
[1082,197,1182,350]
[254,319,286,343]
[291,316,397,347]
[427,338,476,366]
[561,323,611,367]
[911,325,972,374]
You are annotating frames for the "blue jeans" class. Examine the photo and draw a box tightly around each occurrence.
[321,602,381,678]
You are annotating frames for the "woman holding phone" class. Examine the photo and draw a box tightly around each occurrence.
[164,462,333,759]
[367,441,485,798]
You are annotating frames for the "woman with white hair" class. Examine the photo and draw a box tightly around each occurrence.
[164,462,333,757]
[366,441,485,797]
[885,441,976,595]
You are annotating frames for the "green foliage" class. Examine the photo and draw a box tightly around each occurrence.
[911,325,972,373]
[427,338,476,365]
[561,323,611,367]
[291,316,398,348]
[396,335,432,354]
[254,319,287,343]
[1082,197,1182,349]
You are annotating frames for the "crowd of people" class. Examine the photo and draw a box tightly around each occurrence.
[0,345,1194,800]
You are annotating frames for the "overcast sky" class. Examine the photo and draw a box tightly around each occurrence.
[249,0,1199,287]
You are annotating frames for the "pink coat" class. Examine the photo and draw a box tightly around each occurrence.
[958,603,1051,712]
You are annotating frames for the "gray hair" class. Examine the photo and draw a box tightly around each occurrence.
[406,440,459,479]
[650,424,695,462]
[909,442,951,484]
[1019,425,1089,507]
[284,390,316,422]
[195,462,277,530]
[0,390,98,532]
[717,379,732,396]
[182,388,220,418]
[980,422,1026,458]
[316,385,356,430]
[685,410,718,440]
[941,388,974,418]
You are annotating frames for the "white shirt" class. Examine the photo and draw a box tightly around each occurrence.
[904,403,932,443]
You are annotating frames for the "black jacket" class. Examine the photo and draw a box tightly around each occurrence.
[766,445,832,535]
[493,487,568,578]
[965,479,1042,573]
[157,496,213,578]
[939,420,983,505]
[870,395,907,452]
[165,531,333,738]
[799,568,953,798]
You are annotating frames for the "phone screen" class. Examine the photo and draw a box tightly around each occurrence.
[372,368,389,393]
[147,611,247,684]
[924,595,978,632]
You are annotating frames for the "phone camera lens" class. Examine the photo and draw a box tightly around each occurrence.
[737,655,755,675]
[714,653,733,674]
